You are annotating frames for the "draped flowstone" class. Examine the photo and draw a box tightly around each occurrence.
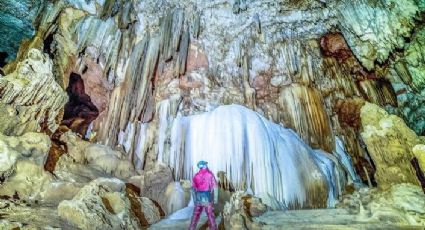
[161,104,344,208]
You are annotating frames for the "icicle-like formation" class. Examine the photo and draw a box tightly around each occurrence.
[168,104,343,208]
[158,100,172,163]
[96,9,192,157]
[333,136,362,184]
[312,149,346,207]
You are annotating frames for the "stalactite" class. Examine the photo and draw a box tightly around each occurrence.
[95,9,197,162]
[278,84,333,153]
[358,79,398,107]
[253,13,261,34]
[192,13,201,39]
[175,29,190,76]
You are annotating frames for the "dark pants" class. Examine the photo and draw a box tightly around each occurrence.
[188,203,217,230]
[189,190,217,230]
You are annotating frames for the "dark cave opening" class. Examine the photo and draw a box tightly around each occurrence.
[61,72,99,138]
[0,52,9,70]
[43,33,55,59]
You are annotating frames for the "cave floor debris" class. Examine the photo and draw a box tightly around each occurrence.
[151,208,423,230]
[254,209,423,230]
[0,202,423,230]
[0,200,75,229]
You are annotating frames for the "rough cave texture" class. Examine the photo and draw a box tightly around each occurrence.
[361,102,422,188]
[338,183,425,226]
[0,48,68,136]
[0,0,44,62]
[0,0,425,229]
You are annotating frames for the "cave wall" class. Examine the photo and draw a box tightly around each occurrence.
[0,0,45,63]
[1,0,425,188]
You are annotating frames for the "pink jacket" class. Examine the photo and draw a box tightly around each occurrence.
[192,169,217,192]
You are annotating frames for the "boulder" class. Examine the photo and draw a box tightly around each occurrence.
[58,178,139,230]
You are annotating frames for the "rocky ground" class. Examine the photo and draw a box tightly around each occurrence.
[2,184,424,229]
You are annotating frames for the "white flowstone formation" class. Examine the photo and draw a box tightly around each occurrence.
[162,104,345,208]
[334,136,362,185]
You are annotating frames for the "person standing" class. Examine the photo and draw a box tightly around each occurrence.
[189,160,218,230]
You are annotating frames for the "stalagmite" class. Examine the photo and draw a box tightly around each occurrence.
[278,84,334,152]
[360,102,422,188]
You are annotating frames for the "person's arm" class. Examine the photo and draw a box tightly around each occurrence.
[191,177,197,202]
[211,174,218,204]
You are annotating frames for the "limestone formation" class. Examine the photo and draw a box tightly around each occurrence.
[0,132,83,204]
[339,183,425,226]
[57,178,139,229]
[139,164,174,214]
[10,0,418,179]
[223,191,267,229]
[57,178,162,229]
[0,132,50,182]
[337,0,420,70]
[0,49,68,135]
[360,102,423,188]
[59,131,137,179]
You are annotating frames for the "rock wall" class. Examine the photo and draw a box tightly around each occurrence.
[0,0,43,63]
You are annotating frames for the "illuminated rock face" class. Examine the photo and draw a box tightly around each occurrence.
[360,102,422,188]
[9,0,421,174]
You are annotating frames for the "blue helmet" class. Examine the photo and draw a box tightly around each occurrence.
[197,160,208,169]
